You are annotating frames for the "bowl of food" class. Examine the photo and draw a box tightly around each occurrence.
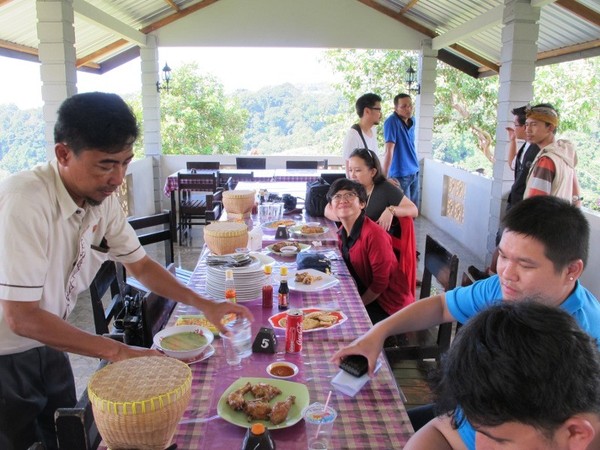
[266,361,299,379]
[279,245,300,256]
[153,325,214,360]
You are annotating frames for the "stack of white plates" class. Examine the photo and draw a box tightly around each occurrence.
[205,253,275,302]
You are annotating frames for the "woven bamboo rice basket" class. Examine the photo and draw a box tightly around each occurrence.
[88,356,192,450]
[222,190,255,218]
[204,222,248,255]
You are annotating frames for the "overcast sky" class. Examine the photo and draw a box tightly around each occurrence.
[0,47,340,109]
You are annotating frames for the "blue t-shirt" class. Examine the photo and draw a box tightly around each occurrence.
[445,276,600,449]
[383,113,418,177]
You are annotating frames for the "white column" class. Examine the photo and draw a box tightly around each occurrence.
[415,39,437,162]
[36,0,78,160]
[140,35,163,212]
[487,0,540,259]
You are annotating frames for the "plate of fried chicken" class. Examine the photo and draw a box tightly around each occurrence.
[217,377,309,429]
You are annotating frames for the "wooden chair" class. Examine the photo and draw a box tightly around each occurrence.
[177,172,223,243]
[127,210,193,286]
[88,261,126,337]
[385,235,459,364]
[55,361,108,450]
[286,159,328,169]
[236,157,266,169]
[186,161,220,170]
[217,170,254,190]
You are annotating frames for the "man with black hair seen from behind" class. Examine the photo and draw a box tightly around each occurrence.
[406,301,600,449]
[341,93,382,178]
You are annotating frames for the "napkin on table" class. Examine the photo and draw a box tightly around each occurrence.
[331,361,382,397]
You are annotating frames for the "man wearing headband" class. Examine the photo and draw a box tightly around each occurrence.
[523,103,580,203]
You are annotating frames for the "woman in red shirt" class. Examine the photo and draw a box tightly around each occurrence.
[327,179,415,324]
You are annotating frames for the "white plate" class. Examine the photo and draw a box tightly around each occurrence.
[288,224,329,236]
[287,268,339,292]
[265,243,311,256]
[261,219,297,230]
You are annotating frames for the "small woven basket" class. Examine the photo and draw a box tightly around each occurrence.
[88,356,192,450]
[204,222,248,255]
[222,190,255,217]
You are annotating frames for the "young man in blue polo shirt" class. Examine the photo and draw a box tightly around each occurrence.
[332,195,600,449]
[383,93,419,206]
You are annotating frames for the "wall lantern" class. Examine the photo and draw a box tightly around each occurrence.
[156,62,172,93]
[405,63,421,95]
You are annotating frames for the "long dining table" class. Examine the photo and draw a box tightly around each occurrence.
[160,193,414,448]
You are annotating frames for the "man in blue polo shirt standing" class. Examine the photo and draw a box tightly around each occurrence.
[383,93,420,207]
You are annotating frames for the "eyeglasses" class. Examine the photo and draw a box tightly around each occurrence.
[331,192,358,202]
[368,107,382,111]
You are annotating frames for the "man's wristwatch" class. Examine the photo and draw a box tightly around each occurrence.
[572,195,583,203]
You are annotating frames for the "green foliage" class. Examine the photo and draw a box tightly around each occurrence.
[237,83,346,155]
[158,63,249,155]
[0,104,46,173]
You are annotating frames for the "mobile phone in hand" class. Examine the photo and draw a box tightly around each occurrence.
[339,354,369,377]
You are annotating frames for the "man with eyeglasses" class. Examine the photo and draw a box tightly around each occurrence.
[505,105,541,210]
[341,93,382,178]
[383,93,420,207]
[523,103,580,204]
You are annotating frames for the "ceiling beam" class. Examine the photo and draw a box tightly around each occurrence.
[76,38,130,67]
[162,0,181,12]
[537,38,600,60]
[432,5,503,50]
[0,38,37,56]
[531,0,558,7]
[141,0,221,34]
[556,0,600,27]
[399,0,420,15]
[450,44,499,72]
[356,0,435,38]
[72,0,147,46]
[0,0,17,7]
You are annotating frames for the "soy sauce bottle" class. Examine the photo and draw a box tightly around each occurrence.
[278,266,289,311]
[241,423,276,449]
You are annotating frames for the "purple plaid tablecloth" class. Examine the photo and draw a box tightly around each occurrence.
[166,247,413,449]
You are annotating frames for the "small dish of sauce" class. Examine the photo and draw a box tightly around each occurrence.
[266,361,299,379]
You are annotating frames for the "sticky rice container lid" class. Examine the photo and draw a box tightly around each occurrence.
[88,356,192,450]
[222,190,255,199]
[204,221,248,238]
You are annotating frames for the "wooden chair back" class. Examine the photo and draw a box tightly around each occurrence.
[218,170,254,190]
[88,261,124,336]
[236,157,266,169]
[177,172,222,243]
[186,161,220,170]
[55,360,109,450]
[286,160,318,169]
[128,211,175,266]
[385,235,459,363]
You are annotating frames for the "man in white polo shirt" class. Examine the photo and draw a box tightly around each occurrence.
[0,92,252,450]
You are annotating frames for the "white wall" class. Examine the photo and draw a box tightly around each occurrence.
[421,158,600,300]
[421,159,493,261]
[127,157,155,217]
[155,0,425,50]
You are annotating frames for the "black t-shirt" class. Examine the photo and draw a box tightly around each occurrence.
[364,181,405,238]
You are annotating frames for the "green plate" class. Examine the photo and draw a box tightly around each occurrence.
[265,242,311,256]
[217,377,309,429]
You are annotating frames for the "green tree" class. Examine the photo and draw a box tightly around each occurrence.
[158,63,249,155]
[0,104,46,173]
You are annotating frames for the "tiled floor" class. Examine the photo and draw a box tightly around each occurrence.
[68,216,485,399]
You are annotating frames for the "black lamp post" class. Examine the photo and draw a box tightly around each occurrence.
[156,62,172,93]
[405,63,421,95]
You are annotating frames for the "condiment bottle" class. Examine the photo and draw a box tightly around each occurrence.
[278,266,289,311]
[225,269,237,303]
[262,265,273,308]
[241,423,276,450]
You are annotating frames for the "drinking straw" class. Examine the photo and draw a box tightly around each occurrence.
[315,390,333,439]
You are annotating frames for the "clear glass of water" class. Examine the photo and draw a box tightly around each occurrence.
[225,317,252,359]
